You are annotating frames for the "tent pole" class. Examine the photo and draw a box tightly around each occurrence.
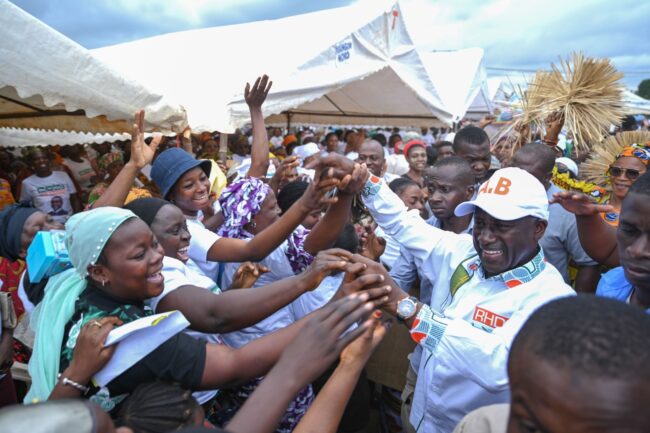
[219,132,229,163]
[286,112,293,132]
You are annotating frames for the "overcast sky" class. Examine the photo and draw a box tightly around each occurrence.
[10,0,650,90]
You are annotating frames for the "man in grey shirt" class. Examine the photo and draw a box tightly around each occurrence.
[511,143,600,292]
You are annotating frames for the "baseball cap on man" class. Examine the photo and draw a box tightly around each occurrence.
[293,142,320,162]
[455,167,549,221]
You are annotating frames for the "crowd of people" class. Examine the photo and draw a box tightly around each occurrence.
[0,74,649,433]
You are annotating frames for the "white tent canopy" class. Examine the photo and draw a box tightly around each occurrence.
[623,90,650,115]
[418,48,491,121]
[466,77,506,118]
[0,0,187,135]
[0,128,131,148]
[93,1,455,132]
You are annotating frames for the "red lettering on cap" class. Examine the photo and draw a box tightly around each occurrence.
[478,177,512,196]
[494,177,512,195]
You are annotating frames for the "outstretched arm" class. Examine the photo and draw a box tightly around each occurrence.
[551,191,619,267]
[224,295,380,433]
[307,154,460,267]
[293,313,388,433]
[245,75,273,179]
[199,293,379,390]
[91,110,161,209]
[303,164,366,254]
[207,168,343,262]
[155,250,352,334]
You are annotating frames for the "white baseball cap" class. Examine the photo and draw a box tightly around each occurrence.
[455,167,549,221]
[293,142,320,162]
[555,157,579,177]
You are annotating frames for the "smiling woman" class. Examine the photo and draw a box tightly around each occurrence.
[22,205,381,428]
[600,146,649,226]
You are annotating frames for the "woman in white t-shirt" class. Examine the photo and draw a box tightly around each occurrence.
[150,147,347,282]
[124,197,350,336]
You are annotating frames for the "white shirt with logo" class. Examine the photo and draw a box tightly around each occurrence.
[20,171,77,224]
[361,176,574,433]
[64,158,95,192]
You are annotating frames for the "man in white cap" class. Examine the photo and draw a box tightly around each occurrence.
[292,142,320,179]
[309,154,575,433]
[555,156,579,178]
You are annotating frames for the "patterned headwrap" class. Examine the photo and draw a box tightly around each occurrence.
[218,177,271,239]
[217,177,313,273]
[98,151,124,171]
[616,142,650,166]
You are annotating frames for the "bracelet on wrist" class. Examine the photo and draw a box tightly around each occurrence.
[57,373,90,394]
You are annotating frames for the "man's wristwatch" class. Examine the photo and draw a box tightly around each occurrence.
[396,296,418,322]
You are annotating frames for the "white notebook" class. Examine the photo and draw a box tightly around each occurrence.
[93,310,190,387]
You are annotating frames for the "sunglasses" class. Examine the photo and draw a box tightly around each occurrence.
[608,166,643,180]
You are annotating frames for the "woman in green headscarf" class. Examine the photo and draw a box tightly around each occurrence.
[26,207,378,413]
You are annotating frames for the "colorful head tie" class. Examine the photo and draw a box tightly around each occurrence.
[616,143,650,166]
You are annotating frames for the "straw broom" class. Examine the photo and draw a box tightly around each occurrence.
[499,53,626,155]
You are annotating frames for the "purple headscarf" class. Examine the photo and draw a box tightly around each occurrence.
[218,177,271,240]
[218,178,314,273]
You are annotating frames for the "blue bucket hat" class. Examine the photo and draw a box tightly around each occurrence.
[151,148,212,199]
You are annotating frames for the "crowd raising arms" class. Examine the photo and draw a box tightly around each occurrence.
[2,66,650,433]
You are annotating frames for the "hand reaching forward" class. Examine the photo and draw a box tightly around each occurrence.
[339,310,390,368]
[359,223,386,261]
[550,191,614,216]
[274,293,378,385]
[230,262,270,289]
[330,260,391,305]
[300,248,352,290]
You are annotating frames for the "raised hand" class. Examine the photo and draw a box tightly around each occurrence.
[543,110,565,144]
[550,191,614,216]
[300,248,352,290]
[231,262,270,289]
[130,110,162,170]
[479,114,496,129]
[245,75,273,109]
[269,156,300,192]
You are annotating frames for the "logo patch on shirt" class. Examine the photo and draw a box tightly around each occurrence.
[471,306,509,332]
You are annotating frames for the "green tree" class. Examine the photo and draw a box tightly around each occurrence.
[638,79,650,99]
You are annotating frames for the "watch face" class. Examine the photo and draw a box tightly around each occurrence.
[398,298,416,319]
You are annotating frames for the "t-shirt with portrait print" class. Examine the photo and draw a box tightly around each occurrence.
[20,171,77,224]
